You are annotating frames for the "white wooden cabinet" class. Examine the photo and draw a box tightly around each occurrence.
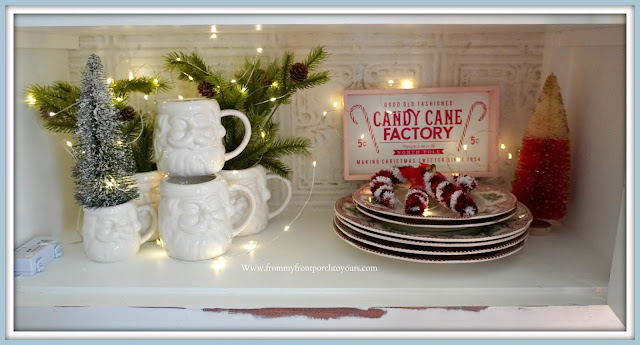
[9,11,630,336]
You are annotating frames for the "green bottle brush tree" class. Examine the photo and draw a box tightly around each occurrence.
[163,46,330,178]
[25,70,171,173]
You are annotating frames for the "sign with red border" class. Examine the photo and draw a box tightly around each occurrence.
[343,86,500,180]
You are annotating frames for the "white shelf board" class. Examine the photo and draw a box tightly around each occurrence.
[15,203,610,309]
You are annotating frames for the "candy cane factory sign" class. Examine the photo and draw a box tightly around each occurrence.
[343,87,499,180]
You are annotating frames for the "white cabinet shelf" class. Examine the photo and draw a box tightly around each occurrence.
[15,205,610,309]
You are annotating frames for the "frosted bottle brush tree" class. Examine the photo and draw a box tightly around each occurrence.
[164,46,330,178]
[73,54,139,208]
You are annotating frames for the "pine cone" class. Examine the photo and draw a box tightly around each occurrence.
[121,106,136,121]
[289,62,308,82]
[198,81,216,98]
[256,69,272,86]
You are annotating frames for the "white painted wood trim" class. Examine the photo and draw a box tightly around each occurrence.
[12,305,626,335]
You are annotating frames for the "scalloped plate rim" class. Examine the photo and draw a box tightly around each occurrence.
[356,203,518,230]
[335,214,529,247]
[333,222,527,264]
[334,218,529,255]
[354,183,517,221]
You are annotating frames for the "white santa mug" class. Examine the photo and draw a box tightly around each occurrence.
[219,165,292,236]
[154,98,251,176]
[81,201,157,263]
[158,174,257,261]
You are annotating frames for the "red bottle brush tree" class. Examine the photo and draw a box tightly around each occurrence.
[512,73,571,220]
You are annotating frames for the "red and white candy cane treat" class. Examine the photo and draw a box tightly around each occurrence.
[369,167,407,207]
[404,188,429,215]
[448,174,478,193]
[424,171,478,217]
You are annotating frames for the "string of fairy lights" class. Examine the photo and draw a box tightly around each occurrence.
[25,24,518,268]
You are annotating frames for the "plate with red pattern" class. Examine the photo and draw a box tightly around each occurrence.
[335,194,533,241]
[332,221,527,264]
[334,218,529,255]
[353,183,517,221]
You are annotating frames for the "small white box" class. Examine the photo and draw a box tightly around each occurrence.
[15,237,62,276]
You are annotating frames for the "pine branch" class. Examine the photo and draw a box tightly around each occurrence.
[305,45,329,71]
[112,77,171,97]
[130,119,155,172]
[265,137,311,158]
[258,157,292,179]
[164,52,212,82]
[293,72,330,90]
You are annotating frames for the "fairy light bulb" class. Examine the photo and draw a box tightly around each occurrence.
[401,80,414,89]
[270,97,276,102]
[455,157,461,162]
[463,144,468,150]
[388,80,394,85]
[333,101,338,108]
[313,161,317,167]
[26,94,36,105]
[284,226,290,231]
[256,24,262,31]
[187,74,194,81]
[153,78,159,85]
[210,25,217,33]
[360,134,365,139]
[176,57,181,62]
[115,97,123,102]
[257,47,263,53]
[116,140,123,145]
[231,79,236,83]
[508,153,513,160]
[501,143,506,150]
[49,112,55,117]
[261,131,266,139]
[210,34,217,39]
[212,256,226,269]
[144,94,149,100]
[244,240,258,251]
[241,87,247,93]
[106,78,112,85]
[128,71,134,80]
[105,180,114,187]
[178,95,184,100]
[271,81,278,88]
[66,141,73,147]
[322,111,327,116]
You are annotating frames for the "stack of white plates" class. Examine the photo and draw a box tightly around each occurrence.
[333,183,532,263]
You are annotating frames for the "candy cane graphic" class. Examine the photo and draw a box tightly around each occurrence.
[350,104,379,154]
[458,101,488,152]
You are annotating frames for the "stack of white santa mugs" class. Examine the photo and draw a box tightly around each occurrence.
[333,165,533,264]
[153,98,262,261]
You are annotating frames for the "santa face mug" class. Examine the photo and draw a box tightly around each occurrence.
[133,170,165,241]
[219,165,292,236]
[154,98,251,176]
[82,201,157,263]
[158,175,257,261]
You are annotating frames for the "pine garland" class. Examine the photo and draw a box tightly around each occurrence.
[164,46,330,179]
[25,73,171,172]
